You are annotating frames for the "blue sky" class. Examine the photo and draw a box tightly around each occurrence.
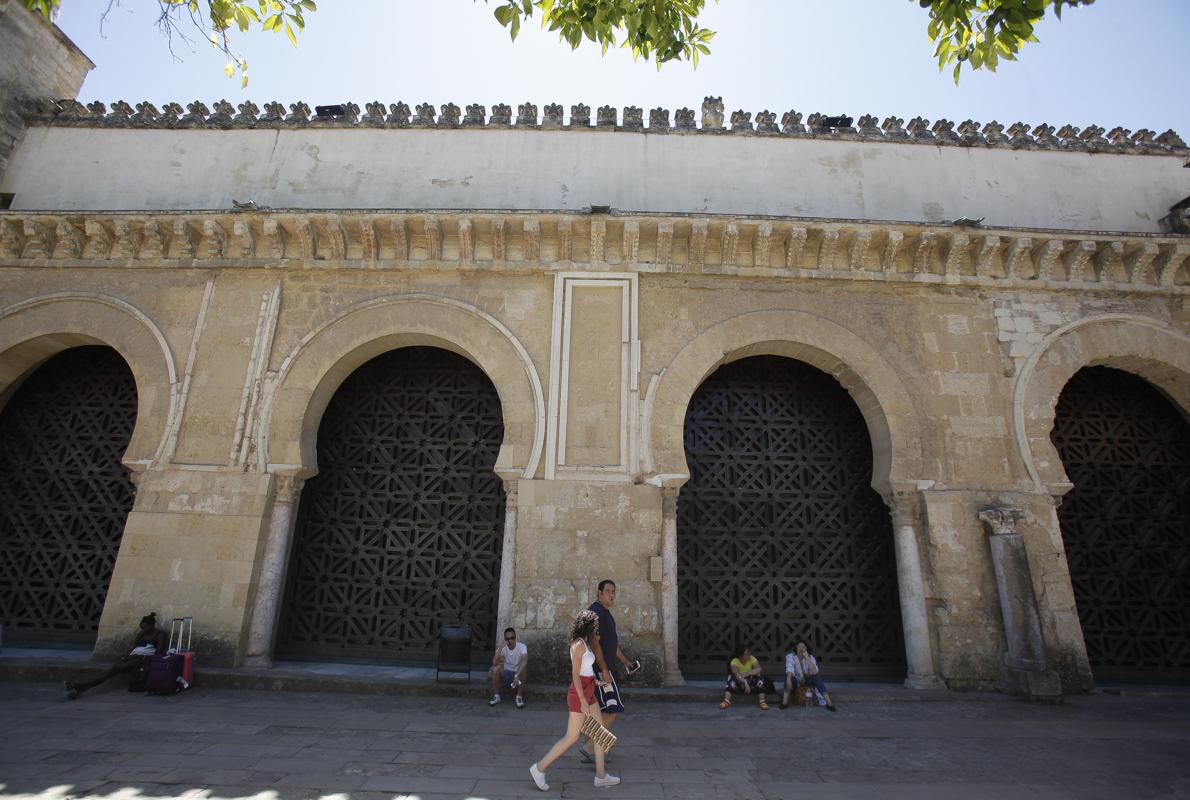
[55,1,1190,137]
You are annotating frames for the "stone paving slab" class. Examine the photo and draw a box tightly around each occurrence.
[1,682,1189,800]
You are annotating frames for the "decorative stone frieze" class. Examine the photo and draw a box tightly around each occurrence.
[1,210,1185,293]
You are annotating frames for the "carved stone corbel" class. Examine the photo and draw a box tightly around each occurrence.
[622,220,639,264]
[139,219,166,259]
[423,218,442,261]
[1062,240,1097,282]
[203,220,228,259]
[912,232,935,274]
[1158,244,1189,287]
[262,219,283,260]
[20,220,53,259]
[881,230,904,273]
[53,220,83,259]
[357,217,376,262]
[655,221,673,266]
[457,218,474,263]
[1126,242,1160,285]
[589,219,606,262]
[523,219,540,262]
[975,235,1002,279]
[83,220,112,259]
[1005,237,1033,279]
[232,219,256,259]
[389,217,408,260]
[817,229,840,270]
[168,220,195,259]
[556,218,572,262]
[753,222,773,267]
[689,220,708,267]
[784,226,807,269]
[1094,241,1124,282]
[848,230,871,271]
[111,220,137,259]
[721,223,739,266]
[943,233,969,277]
[1035,239,1065,281]
[491,219,506,262]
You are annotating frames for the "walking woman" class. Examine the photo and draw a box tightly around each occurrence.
[781,640,837,711]
[530,610,620,791]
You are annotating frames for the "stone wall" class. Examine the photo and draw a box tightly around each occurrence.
[1,203,1185,689]
[0,0,91,182]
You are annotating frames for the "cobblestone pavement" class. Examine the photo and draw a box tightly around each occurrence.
[1,682,1188,800]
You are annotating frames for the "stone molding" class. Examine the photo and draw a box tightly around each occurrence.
[29,97,1189,158]
[2,211,1186,294]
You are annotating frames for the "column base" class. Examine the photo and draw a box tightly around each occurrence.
[904,672,946,690]
[242,654,273,669]
[662,668,686,687]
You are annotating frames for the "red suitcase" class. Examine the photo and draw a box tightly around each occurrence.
[170,616,195,689]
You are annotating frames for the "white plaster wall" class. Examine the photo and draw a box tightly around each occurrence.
[4,126,1187,233]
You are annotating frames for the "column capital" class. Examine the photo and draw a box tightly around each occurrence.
[502,478,519,505]
[977,506,1027,537]
[273,474,305,505]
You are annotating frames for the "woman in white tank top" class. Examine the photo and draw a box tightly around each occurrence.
[529,609,620,791]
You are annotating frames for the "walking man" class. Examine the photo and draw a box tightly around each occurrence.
[489,627,528,708]
[579,579,633,763]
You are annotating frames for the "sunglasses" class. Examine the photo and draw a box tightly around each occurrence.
[505,636,516,641]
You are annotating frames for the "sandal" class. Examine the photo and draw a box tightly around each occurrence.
[759,700,770,710]
[718,699,732,709]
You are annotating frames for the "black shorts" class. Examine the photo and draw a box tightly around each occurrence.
[593,668,625,714]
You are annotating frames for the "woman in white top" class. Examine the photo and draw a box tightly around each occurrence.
[530,610,620,791]
[781,640,837,711]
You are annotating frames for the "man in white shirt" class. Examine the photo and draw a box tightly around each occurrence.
[489,626,528,708]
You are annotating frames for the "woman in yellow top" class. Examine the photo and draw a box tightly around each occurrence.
[719,644,773,710]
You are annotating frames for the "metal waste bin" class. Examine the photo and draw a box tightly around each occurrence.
[436,623,473,682]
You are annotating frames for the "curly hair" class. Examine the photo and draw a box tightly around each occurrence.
[570,609,599,642]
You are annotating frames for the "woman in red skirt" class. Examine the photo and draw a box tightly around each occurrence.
[529,609,620,790]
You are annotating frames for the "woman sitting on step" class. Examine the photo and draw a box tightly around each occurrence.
[720,643,774,710]
[781,640,837,711]
[64,612,166,699]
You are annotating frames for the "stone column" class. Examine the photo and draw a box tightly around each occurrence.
[495,478,519,639]
[889,494,945,689]
[243,474,304,668]
[978,506,1062,701]
[660,486,685,686]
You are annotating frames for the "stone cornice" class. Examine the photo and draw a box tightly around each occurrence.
[1,210,1187,294]
[24,96,1189,159]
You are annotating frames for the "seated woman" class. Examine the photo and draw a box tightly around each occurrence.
[781,640,836,711]
[64,612,167,699]
[720,644,773,710]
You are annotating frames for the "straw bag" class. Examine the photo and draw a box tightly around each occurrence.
[580,713,618,753]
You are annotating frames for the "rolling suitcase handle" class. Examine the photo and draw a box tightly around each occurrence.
[169,616,193,653]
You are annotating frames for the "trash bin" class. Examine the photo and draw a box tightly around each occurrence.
[437,623,473,682]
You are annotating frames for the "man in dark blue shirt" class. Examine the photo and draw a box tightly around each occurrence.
[579,578,632,763]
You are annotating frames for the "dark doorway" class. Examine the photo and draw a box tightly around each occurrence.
[677,356,904,679]
[0,346,138,645]
[277,347,506,663]
[1051,366,1190,682]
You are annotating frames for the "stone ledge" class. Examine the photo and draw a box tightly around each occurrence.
[0,655,1004,703]
[23,97,1189,159]
[2,210,1186,294]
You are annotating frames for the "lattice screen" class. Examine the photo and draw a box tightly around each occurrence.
[277,347,506,662]
[0,347,137,643]
[1052,366,1190,681]
[677,356,904,678]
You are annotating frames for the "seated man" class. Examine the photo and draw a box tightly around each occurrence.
[488,626,528,708]
[65,612,167,699]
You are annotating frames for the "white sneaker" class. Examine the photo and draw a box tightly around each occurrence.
[489,694,501,706]
[529,763,549,791]
[515,695,525,709]
[594,773,621,788]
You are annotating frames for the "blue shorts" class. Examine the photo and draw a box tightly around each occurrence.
[593,668,625,714]
[500,669,518,688]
